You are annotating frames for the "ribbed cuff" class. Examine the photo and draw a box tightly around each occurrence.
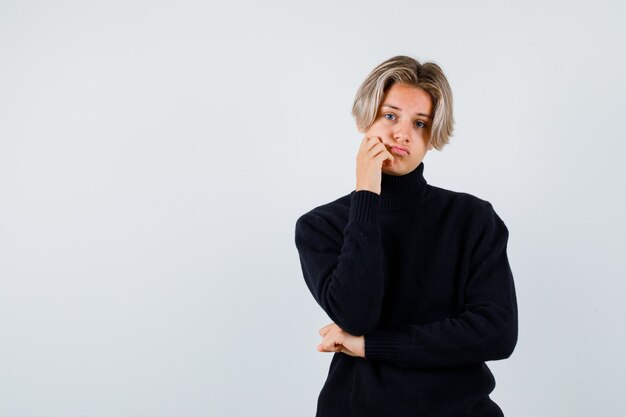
[364,335,401,364]
[349,190,380,224]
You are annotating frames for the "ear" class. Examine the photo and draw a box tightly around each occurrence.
[427,141,434,151]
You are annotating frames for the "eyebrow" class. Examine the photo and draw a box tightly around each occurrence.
[382,104,432,119]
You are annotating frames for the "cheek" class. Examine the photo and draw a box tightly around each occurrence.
[415,129,430,142]
[364,121,387,137]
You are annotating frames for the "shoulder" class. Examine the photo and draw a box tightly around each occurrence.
[427,184,496,219]
[294,192,352,244]
[427,184,510,250]
[426,184,509,241]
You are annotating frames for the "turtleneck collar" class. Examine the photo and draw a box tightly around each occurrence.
[378,161,430,210]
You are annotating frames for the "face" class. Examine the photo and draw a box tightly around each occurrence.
[362,83,434,176]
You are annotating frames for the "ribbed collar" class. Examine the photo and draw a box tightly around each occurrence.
[379,161,430,210]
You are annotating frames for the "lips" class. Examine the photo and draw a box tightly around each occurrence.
[390,146,409,156]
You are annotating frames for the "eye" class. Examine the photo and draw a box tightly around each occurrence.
[415,120,427,128]
[383,113,396,121]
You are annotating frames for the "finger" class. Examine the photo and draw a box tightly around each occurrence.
[317,343,340,353]
[320,341,334,351]
[321,326,338,345]
[370,146,395,164]
[367,142,388,158]
[375,148,395,164]
[359,135,371,151]
[320,330,338,349]
[363,135,378,143]
[363,136,381,152]
[325,343,342,352]
[318,343,332,352]
[320,322,334,331]
[368,136,384,149]
[340,346,357,357]
[319,323,335,336]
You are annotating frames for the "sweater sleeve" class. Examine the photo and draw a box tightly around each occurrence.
[363,202,518,369]
[295,191,386,336]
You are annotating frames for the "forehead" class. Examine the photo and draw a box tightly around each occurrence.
[382,83,433,112]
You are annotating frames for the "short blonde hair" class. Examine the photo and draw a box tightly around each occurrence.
[351,55,454,151]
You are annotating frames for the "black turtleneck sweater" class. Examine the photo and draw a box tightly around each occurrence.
[294,162,518,417]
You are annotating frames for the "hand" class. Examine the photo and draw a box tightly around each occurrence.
[317,322,365,358]
[355,135,394,195]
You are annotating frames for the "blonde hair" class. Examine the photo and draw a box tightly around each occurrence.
[351,55,454,151]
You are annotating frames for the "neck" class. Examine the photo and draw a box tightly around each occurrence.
[378,162,429,209]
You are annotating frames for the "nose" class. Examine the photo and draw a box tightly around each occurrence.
[392,119,411,144]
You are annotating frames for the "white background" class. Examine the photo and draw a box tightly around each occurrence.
[1,1,625,416]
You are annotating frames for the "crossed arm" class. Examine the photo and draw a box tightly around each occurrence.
[296,194,517,370]
[317,322,365,357]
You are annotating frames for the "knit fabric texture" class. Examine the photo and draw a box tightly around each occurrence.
[294,161,518,417]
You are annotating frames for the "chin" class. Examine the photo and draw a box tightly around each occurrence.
[382,166,407,176]
[383,161,418,176]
